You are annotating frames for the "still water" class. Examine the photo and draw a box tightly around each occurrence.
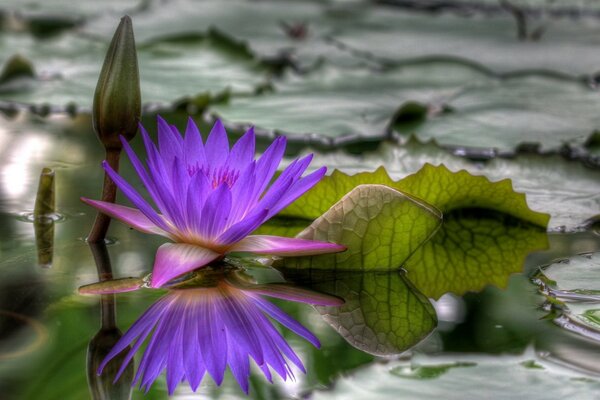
[0,112,600,399]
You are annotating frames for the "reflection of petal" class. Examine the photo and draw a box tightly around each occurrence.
[151,244,220,288]
[81,198,172,238]
[100,281,320,394]
[230,235,346,256]
[226,276,344,306]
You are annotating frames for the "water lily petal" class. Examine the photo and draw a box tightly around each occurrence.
[205,119,229,167]
[227,127,255,171]
[216,209,268,246]
[198,184,232,240]
[267,166,327,219]
[102,161,172,232]
[230,235,346,256]
[157,115,183,169]
[150,243,220,288]
[252,296,320,348]
[81,198,172,238]
[250,136,286,204]
[184,117,206,169]
[234,282,344,306]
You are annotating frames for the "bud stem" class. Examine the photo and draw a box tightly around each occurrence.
[87,148,121,243]
[89,241,117,329]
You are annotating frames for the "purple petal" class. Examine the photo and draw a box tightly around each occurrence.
[216,209,268,246]
[230,235,345,256]
[99,298,168,377]
[228,162,256,223]
[198,184,232,240]
[227,127,255,171]
[219,294,265,366]
[102,161,172,232]
[205,120,229,168]
[139,128,187,229]
[166,303,185,395]
[267,166,326,219]
[120,136,171,217]
[185,171,211,236]
[252,296,320,348]
[157,115,183,168]
[183,301,206,391]
[184,117,207,169]
[249,136,286,203]
[150,244,220,288]
[230,282,344,306]
[81,198,172,238]
[226,333,250,394]
[198,298,228,385]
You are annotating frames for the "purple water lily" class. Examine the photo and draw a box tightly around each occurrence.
[99,272,343,394]
[82,117,345,287]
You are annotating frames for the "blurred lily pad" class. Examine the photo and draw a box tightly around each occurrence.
[212,62,486,141]
[330,4,600,76]
[401,76,600,153]
[536,252,600,341]
[0,30,268,108]
[312,353,600,400]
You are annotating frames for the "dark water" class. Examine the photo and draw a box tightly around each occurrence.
[0,112,600,399]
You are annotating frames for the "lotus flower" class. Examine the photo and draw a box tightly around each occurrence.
[99,271,343,394]
[82,117,345,287]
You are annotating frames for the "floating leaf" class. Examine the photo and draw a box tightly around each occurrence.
[282,269,436,356]
[281,184,442,272]
[302,139,600,231]
[402,77,600,153]
[212,62,481,141]
[282,164,549,228]
[536,252,600,342]
[313,353,600,400]
[404,210,548,299]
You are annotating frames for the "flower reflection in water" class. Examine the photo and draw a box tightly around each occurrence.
[95,269,343,395]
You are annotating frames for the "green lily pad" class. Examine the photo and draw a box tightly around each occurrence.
[536,252,600,340]
[311,353,600,400]
[282,164,549,228]
[330,4,600,76]
[0,30,267,108]
[281,269,437,356]
[281,184,442,272]
[541,252,600,293]
[404,210,548,299]
[302,139,600,231]
[82,0,360,70]
[0,0,141,19]
[211,62,486,141]
[401,76,600,152]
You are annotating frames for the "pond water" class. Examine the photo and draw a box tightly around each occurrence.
[2,0,600,399]
[0,112,598,399]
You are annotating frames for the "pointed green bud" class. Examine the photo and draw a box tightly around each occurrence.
[93,15,141,150]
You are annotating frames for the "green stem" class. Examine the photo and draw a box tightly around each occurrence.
[87,148,120,243]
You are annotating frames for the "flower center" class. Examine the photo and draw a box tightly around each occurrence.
[188,164,240,189]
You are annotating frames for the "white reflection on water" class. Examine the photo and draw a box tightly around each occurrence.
[1,133,51,199]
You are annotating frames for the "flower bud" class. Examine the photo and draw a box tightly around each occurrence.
[87,327,133,400]
[93,15,141,150]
